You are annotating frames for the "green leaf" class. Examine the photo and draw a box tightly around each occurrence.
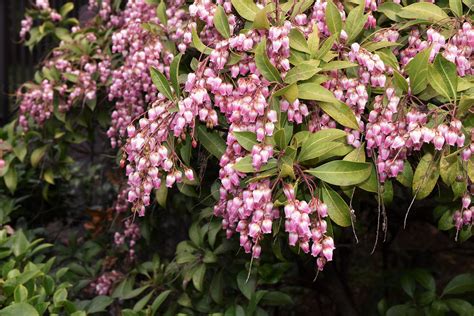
[31,145,48,168]
[307,24,320,56]
[299,128,346,159]
[449,0,463,16]
[14,285,28,303]
[325,0,342,36]
[261,291,293,306]
[440,154,458,185]
[233,131,257,151]
[274,83,299,103]
[231,0,259,21]
[343,145,366,163]
[433,54,457,101]
[406,47,431,95]
[345,5,367,43]
[289,29,310,54]
[133,291,153,312]
[321,183,351,227]
[237,270,256,300]
[43,168,55,185]
[320,61,357,71]
[299,142,343,162]
[313,34,337,60]
[0,303,39,316]
[192,264,206,292]
[170,53,182,96]
[363,41,401,52]
[398,3,450,22]
[306,160,371,186]
[53,288,68,304]
[214,5,231,38]
[393,71,409,93]
[155,184,168,208]
[196,125,226,158]
[412,152,440,200]
[4,167,17,194]
[87,296,114,313]
[396,161,413,187]
[297,83,339,103]
[191,27,212,55]
[253,8,270,30]
[59,3,74,17]
[400,275,416,298]
[210,271,224,304]
[445,299,473,315]
[319,102,360,130]
[156,1,167,24]
[377,2,402,21]
[255,38,281,83]
[442,274,474,296]
[438,211,455,231]
[233,156,255,173]
[150,67,173,100]
[284,60,320,84]
[151,290,172,314]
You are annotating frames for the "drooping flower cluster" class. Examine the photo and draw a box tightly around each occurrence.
[453,193,473,231]
[90,270,123,295]
[114,218,141,260]
[16,31,111,129]
[13,0,474,272]
[283,184,334,271]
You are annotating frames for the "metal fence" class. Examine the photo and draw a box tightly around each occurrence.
[0,0,87,125]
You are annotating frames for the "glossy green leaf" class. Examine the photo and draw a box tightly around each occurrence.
[299,142,343,162]
[151,290,172,314]
[398,3,450,22]
[321,183,351,227]
[406,47,431,95]
[31,145,48,168]
[306,160,371,186]
[320,61,357,71]
[233,131,257,151]
[442,274,474,296]
[345,5,367,43]
[377,2,402,21]
[255,38,281,82]
[0,303,39,316]
[325,0,342,36]
[284,60,321,84]
[307,24,319,56]
[433,54,457,101]
[231,0,259,21]
[412,152,439,200]
[253,8,270,30]
[449,0,463,16]
[396,161,413,187]
[192,264,206,292]
[319,102,360,130]
[156,1,167,24]
[191,27,212,54]
[150,67,173,100]
[289,29,310,54]
[196,125,226,158]
[274,83,299,103]
[4,167,17,194]
[214,5,231,38]
[170,53,182,96]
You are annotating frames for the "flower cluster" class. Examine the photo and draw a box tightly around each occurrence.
[90,270,123,295]
[114,218,141,260]
[283,184,334,271]
[453,194,473,231]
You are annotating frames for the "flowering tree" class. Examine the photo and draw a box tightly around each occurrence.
[0,0,473,314]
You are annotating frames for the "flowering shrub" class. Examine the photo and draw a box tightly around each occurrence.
[1,0,473,314]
